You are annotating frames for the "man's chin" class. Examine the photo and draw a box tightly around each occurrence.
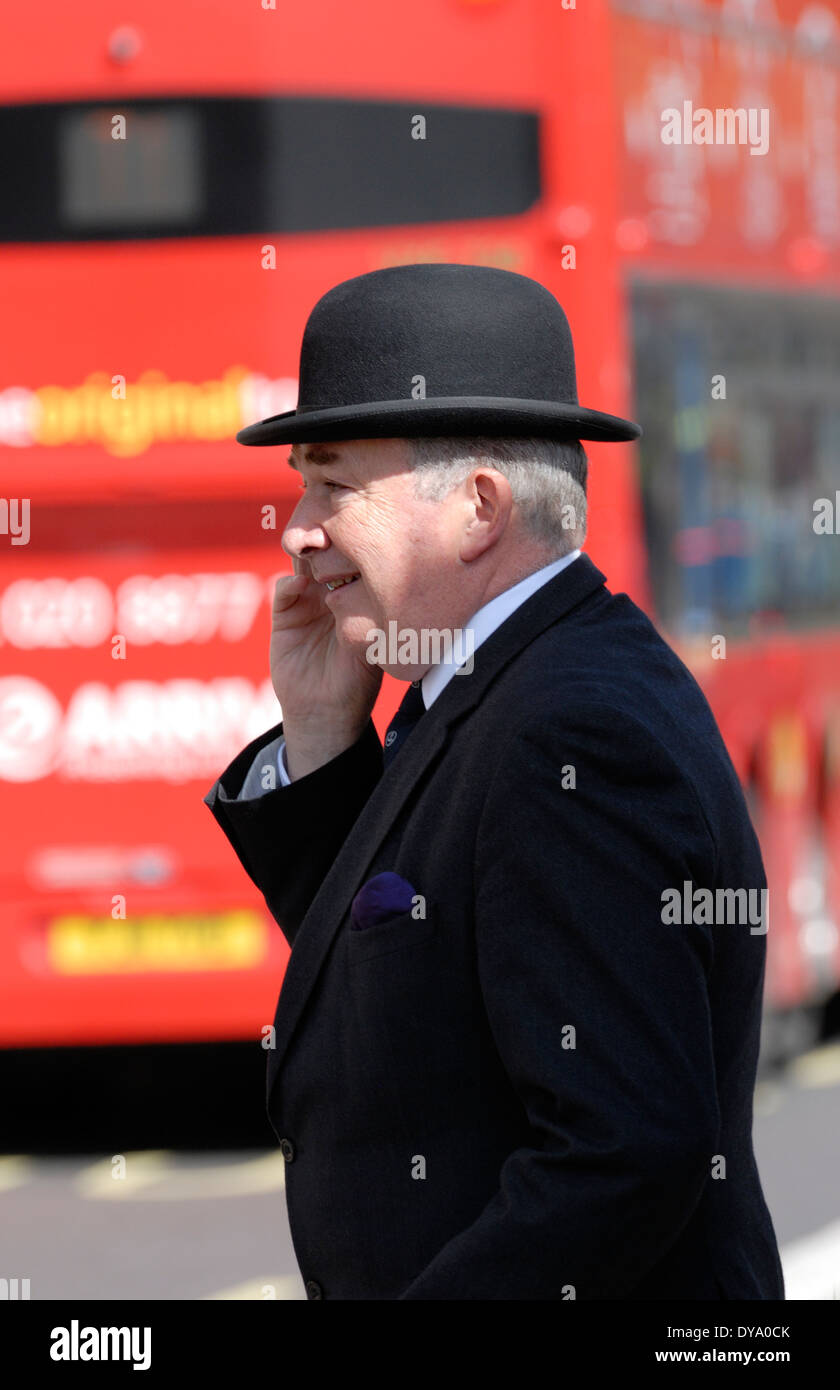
[336,616,431,682]
[333,612,380,651]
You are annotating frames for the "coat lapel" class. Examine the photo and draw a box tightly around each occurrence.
[266,552,607,1103]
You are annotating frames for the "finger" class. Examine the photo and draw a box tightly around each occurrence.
[272,573,310,614]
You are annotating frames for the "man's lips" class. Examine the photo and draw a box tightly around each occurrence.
[316,571,361,592]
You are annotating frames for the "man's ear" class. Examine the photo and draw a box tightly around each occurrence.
[459,469,513,562]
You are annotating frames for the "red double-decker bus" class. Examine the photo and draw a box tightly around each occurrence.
[1,0,838,1060]
[614,0,840,1058]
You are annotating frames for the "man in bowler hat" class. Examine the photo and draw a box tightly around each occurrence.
[204,263,785,1300]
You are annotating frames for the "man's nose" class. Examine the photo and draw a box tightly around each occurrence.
[281,495,330,561]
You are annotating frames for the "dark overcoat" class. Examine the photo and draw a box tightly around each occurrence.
[204,553,785,1301]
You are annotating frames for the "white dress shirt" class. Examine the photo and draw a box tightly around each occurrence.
[271,549,581,787]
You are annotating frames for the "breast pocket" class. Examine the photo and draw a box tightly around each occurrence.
[347,904,437,964]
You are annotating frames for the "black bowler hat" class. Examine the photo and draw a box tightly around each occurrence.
[236,263,642,446]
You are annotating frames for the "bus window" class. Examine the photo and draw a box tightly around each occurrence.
[630,283,840,636]
[1,96,541,243]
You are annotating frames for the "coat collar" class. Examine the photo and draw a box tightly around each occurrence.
[266,551,607,1104]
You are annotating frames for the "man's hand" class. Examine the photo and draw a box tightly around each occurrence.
[270,557,383,779]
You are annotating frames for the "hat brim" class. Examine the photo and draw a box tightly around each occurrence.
[236,397,642,446]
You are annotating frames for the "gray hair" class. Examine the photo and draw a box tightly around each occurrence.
[404,437,588,553]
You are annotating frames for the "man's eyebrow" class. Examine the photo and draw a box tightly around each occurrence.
[286,446,342,469]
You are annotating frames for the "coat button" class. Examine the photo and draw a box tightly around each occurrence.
[305,1280,323,1300]
[279,1138,295,1162]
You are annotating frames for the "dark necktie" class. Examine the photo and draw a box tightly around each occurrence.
[382,680,426,767]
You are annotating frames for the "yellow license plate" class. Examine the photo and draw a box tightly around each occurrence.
[47,911,266,974]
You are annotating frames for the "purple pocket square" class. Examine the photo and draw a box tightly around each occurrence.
[350,872,417,931]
